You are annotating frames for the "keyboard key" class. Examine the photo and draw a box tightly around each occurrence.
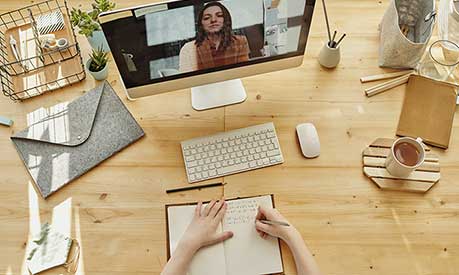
[257,159,263,166]
[267,150,280,157]
[189,174,196,181]
[187,161,198,167]
[217,163,249,175]
[262,158,269,165]
[186,156,195,162]
[209,170,217,177]
[202,171,209,178]
[189,167,196,173]
[196,173,202,179]
[249,161,257,167]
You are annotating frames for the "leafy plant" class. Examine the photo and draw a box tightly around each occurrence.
[70,0,116,37]
[89,47,108,72]
[27,223,50,260]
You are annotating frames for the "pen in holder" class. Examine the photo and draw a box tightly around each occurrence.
[318,42,341,68]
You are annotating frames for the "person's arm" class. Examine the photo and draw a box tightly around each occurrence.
[255,206,321,275]
[161,200,233,275]
[236,36,250,62]
[179,42,198,73]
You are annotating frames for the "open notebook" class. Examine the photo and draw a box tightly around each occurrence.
[166,194,284,275]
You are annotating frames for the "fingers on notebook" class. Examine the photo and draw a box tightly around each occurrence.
[204,200,217,216]
[214,231,234,244]
[214,202,227,223]
[255,221,271,238]
[195,201,203,217]
[209,200,225,218]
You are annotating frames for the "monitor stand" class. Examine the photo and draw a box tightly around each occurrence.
[191,79,247,111]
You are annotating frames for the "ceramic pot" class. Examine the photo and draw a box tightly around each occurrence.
[86,59,108,81]
[318,43,341,68]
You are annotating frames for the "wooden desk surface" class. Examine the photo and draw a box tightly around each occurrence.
[1,0,459,274]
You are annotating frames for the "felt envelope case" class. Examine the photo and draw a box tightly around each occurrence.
[11,81,145,198]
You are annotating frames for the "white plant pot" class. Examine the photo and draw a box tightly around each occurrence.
[86,59,108,81]
[318,43,341,69]
[87,29,110,53]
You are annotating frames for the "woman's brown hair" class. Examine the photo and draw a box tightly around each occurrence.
[195,1,235,52]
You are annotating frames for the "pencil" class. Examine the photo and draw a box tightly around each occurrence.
[321,0,332,44]
[330,30,337,47]
[260,219,290,227]
[335,33,347,48]
[166,182,223,194]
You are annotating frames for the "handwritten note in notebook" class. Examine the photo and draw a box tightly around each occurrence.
[166,195,283,275]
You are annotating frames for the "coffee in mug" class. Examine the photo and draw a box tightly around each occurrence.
[385,137,425,177]
[393,141,421,166]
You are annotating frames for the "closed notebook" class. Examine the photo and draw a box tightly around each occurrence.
[397,75,458,149]
[166,194,284,275]
[11,81,145,198]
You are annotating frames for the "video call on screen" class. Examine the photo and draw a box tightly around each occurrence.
[102,0,312,88]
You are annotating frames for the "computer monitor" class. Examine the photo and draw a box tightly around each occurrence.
[99,0,315,110]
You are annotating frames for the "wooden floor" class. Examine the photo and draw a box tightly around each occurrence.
[1,0,459,274]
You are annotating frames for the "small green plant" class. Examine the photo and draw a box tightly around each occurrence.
[89,47,108,72]
[27,223,50,260]
[70,0,116,37]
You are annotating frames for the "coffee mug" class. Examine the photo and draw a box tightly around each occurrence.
[385,137,425,177]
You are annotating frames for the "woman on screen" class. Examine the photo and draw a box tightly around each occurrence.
[179,1,250,72]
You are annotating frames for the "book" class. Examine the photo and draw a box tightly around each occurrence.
[166,194,284,275]
[397,75,458,149]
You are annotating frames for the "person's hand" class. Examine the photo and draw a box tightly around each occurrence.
[255,206,299,243]
[178,200,234,253]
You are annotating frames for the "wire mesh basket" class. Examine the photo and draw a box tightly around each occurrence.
[0,0,85,101]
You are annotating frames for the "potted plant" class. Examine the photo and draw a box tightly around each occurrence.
[70,0,115,52]
[86,47,109,80]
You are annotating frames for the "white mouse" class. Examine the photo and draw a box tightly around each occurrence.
[296,123,320,158]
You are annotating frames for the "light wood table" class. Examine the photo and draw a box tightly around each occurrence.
[1,1,459,274]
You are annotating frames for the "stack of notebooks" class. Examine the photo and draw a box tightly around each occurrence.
[166,194,284,275]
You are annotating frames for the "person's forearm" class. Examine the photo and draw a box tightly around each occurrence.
[285,231,321,275]
[161,243,198,275]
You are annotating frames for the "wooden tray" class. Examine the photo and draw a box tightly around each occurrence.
[362,138,440,193]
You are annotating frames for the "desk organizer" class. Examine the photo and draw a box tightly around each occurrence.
[0,0,85,101]
[362,138,440,193]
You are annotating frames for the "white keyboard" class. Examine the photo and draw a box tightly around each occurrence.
[181,122,284,183]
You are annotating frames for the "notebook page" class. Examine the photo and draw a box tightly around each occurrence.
[223,195,283,275]
[167,204,226,275]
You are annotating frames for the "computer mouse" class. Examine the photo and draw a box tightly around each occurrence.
[296,123,320,158]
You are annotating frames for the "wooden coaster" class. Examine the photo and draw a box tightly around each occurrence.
[362,138,440,193]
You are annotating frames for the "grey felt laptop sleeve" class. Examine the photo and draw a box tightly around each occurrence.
[11,81,145,198]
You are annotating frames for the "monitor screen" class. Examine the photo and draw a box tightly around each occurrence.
[100,0,315,89]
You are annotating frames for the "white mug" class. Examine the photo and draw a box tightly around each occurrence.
[385,137,425,177]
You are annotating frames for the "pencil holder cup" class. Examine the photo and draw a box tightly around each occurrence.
[318,43,341,69]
